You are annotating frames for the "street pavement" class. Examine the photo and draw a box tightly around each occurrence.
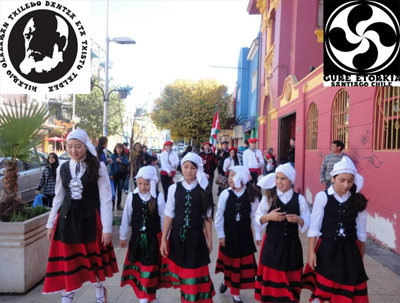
[1,176,400,303]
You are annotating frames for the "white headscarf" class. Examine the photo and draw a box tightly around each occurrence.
[134,165,158,198]
[230,166,250,188]
[330,156,364,192]
[257,163,296,189]
[66,129,97,157]
[180,152,208,190]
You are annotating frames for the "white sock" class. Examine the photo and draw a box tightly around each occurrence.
[61,291,75,303]
[233,295,241,301]
[222,280,225,285]
[139,299,148,303]
[311,299,320,303]
[95,281,105,303]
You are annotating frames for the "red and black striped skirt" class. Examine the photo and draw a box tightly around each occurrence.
[302,239,369,303]
[215,248,257,295]
[120,233,171,300]
[43,212,118,293]
[255,263,303,303]
[164,258,215,303]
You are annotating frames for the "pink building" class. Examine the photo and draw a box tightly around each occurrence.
[248,0,400,253]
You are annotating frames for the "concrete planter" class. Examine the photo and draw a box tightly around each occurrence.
[0,211,50,293]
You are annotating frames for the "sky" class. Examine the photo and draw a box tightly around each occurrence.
[90,0,261,111]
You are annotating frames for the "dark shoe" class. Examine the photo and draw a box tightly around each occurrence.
[117,205,123,210]
[233,298,243,303]
[219,282,228,294]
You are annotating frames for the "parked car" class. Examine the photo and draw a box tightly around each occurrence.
[58,151,70,164]
[0,152,47,204]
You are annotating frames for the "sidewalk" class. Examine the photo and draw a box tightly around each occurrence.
[1,181,400,302]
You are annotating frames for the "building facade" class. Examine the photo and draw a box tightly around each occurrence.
[248,0,400,253]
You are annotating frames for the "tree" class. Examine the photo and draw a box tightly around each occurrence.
[151,79,230,145]
[75,80,126,139]
[0,101,50,221]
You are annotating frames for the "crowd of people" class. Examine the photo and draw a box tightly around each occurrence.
[37,129,367,303]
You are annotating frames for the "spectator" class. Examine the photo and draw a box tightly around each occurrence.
[36,152,59,207]
[122,142,130,194]
[142,145,152,166]
[96,136,111,166]
[216,141,230,194]
[199,142,218,193]
[238,140,249,165]
[320,140,348,189]
[110,143,129,210]
[264,147,277,174]
[130,142,146,181]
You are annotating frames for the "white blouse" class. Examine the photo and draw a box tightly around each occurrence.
[243,148,264,170]
[255,188,310,234]
[46,160,113,233]
[119,191,165,240]
[160,150,180,173]
[307,186,367,241]
[223,157,235,173]
[164,180,212,218]
[214,187,262,241]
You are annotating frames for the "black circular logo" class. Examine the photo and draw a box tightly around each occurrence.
[325,1,400,74]
[7,9,78,83]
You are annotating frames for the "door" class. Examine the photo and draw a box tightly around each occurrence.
[278,113,296,164]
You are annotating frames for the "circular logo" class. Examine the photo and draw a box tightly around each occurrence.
[7,9,78,83]
[325,1,400,74]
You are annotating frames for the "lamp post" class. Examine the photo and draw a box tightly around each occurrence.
[103,0,135,136]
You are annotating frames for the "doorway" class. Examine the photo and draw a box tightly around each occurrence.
[278,113,296,164]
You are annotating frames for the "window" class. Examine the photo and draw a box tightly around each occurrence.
[306,103,318,150]
[374,87,400,150]
[332,90,349,149]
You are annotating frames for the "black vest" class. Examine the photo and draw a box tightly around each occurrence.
[221,189,256,258]
[168,182,210,268]
[266,192,300,237]
[128,193,161,265]
[54,161,100,244]
[315,191,368,285]
[321,191,357,239]
[261,192,303,271]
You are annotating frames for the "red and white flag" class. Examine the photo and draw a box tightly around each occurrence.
[210,110,220,146]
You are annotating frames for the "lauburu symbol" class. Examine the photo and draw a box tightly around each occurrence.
[325,1,400,74]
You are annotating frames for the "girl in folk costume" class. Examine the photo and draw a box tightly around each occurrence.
[223,147,240,176]
[242,138,263,184]
[43,129,118,303]
[255,163,310,303]
[160,152,215,303]
[215,166,262,303]
[302,157,369,303]
[120,166,170,303]
[160,140,180,200]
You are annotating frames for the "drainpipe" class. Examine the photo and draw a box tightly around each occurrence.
[301,82,307,196]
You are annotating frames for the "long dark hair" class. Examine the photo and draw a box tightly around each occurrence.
[84,150,100,180]
[245,182,261,203]
[264,187,278,208]
[230,150,239,166]
[113,143,126,156]
[47,152,59,179]
[350,183,368,212]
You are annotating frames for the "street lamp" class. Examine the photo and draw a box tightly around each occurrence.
[103,0,136,136]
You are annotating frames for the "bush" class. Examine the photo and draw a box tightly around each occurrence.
[8,206,49,222]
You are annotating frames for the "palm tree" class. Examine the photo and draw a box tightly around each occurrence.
[0,101,50,221]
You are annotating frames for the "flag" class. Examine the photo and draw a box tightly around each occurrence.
[210,110,220,146]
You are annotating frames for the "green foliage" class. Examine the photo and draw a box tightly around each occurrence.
[112,218,121,226]
[9,206,49,222]
[10,211,28,222]
[0,101,50,163]
[151,79,230,144]
[75,79,126,139]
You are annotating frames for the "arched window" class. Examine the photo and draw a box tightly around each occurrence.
[374,87,400,150]
[306,103,318,150]
[332,90,349,149]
